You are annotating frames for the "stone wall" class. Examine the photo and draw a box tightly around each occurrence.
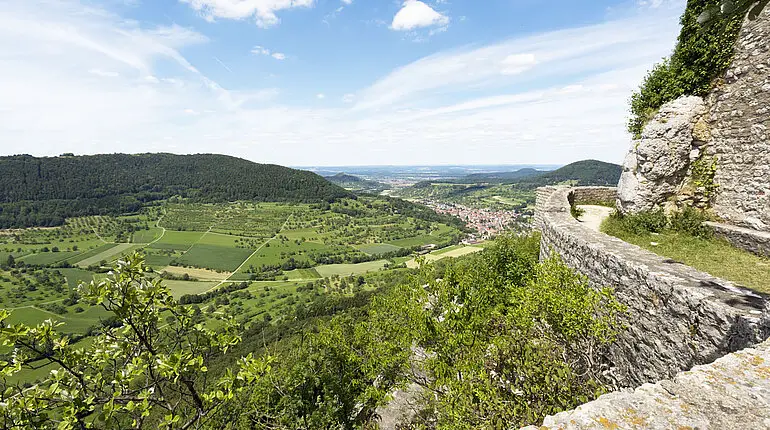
[522,338,770,430]
[709,6,770,231]
[538,186,769,387]
[617,7,770,232]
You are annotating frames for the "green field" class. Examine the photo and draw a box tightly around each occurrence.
[20,251,81,266]
[285,268,321,280]
[148,230,206,251]
[176,244,254,272]
[58,268,94,288]
[76,243,138,267]
[162,280,219,299]
[132,227,164,243]
[315,260,388,277]
[355,243,402,255]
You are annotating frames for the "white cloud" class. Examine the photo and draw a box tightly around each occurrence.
[391,0,449,31]
[500,53,537,75]
[316,93,325,99]
[180,0,314,28]
[341,0,352,4]
[0,0,687,166]
[251,45,286,59]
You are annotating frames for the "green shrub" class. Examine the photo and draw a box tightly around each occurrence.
[628,0,744,137]
[670,206,713,238]
[614,209,668,235]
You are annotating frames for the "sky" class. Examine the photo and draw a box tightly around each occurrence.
[0,0,687,166]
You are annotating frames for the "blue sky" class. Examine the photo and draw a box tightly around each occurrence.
[0,0,686,166]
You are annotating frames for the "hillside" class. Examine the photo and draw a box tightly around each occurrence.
[456,167,543,184]
[325,173,388,193]
[0,154,351,228]
[517,160,621,188]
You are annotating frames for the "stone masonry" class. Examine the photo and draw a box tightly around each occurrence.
[709,5,770,231]
[537,186,769,387]
[529,186,770,429]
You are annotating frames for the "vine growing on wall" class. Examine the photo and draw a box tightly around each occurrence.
[690,154,719,201]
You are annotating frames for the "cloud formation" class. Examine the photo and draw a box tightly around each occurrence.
[180,0,314,28]
[0,0,686,167]
[391,0,449,31]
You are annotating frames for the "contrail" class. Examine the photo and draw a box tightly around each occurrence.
[213,56,232,73]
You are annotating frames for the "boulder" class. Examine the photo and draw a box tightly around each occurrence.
[617,96,708,214]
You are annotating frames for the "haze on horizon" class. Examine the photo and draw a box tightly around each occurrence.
[0,0,685,166]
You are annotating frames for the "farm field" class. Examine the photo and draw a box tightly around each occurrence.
[160,266,230,281]
[162,280,219,299]
[405,245,484,268]
[315,260,389,277]
[355,243,402,255]
[0,195,472,385]
[76,243,138,267]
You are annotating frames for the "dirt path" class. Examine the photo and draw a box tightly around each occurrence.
[577,205,614,232]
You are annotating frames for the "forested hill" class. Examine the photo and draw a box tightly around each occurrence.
[0,153,350,228]
[516,159,621,188]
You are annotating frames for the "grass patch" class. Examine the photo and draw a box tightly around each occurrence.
[132,227,164,243]
[162,280,219,299]
[65,243,118,264]
[355,243,402,255]
[176,244,253,272]
[602,215,770,294]
[315,260,388,278]
[20,251,81,266]
[58,268,94,288]
[76,243,137,268]
[285,268,321,280]
[148,231,206,251]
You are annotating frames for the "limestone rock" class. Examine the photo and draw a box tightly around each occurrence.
[617,96,707,214]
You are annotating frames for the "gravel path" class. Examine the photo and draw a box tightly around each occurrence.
[577,205,614,231]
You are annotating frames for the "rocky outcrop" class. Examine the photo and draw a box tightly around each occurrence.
[617,96,710,213]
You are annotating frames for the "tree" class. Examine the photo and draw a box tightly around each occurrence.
[0,253,272,429]
[5,255,14,269]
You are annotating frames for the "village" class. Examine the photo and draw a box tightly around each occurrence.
[420,200,528,243]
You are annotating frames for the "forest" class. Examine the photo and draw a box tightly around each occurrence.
[0,154,351,228]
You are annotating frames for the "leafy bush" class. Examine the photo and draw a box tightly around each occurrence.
[670,206,713,238]
[628,0,744,137]
[611,209,668,235]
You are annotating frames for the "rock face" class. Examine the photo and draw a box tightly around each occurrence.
[617,96,708,213]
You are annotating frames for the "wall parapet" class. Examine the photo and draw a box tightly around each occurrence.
[536,186,769,388]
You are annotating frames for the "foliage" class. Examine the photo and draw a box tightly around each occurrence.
[628,0,744,137]
[607,207,712,239]
[668,206,714,238]
[405,234,624,428]
[698,0,769,24]
[0,253,271,429]
[607,209,668,235]
[690,154,719,201]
